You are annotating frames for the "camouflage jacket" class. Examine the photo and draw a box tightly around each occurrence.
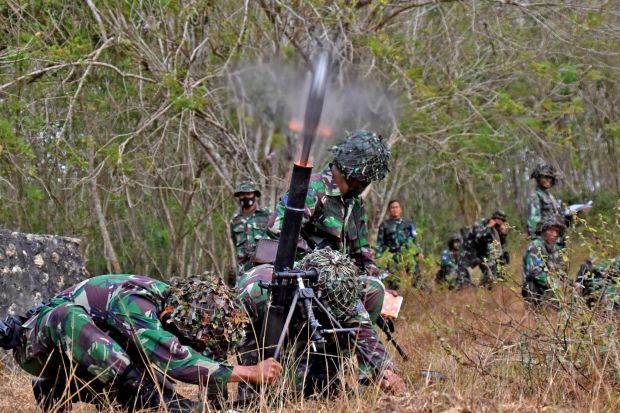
[269,165,379,275]
[236,265,394,380]
[16,274,233,387]
[522,238,566,286]
[437,249,470,286]
[576,257,620,308]
[527,186,564,237]
[375,217,421,256]
[230,206,271,273]
[473,218,507,261]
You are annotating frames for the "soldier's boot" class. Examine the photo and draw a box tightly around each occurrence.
[114,365,199,413]
[32,376,70,413]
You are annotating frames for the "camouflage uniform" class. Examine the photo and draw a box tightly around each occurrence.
[236,261,394,397]
[376,217,425,290]
[14,274,237,410]
[575,257,620,311]
[522,231,567,309]
[230,181,271,281]
[527,163,569,245]
[436,241,471,290]
[473,215,508,287]
[269,131,391,323]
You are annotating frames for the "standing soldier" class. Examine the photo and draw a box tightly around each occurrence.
[472,210,509,288]
[528,162,570,246]
[522,216,567,309]
[436,234,471,290]
[375,200,426,291]
[229,180,271,285]
[269,130,391,323]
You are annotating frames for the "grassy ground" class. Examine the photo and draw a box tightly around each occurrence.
[0,232,618,412]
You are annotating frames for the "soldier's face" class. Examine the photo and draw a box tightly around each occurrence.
[539,175,553,189]
[543,227,560,244]
[451,240,460,251]
[343,177,369,198]
[238,193,257,209]
[389,202,402,219]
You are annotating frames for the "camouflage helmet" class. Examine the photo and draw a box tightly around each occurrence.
[447,234,462,249]
[296,248,362,321]
[330,130,391,183]
[162,273,250,360]
[530,162,562,184]
[537,215,566,234]
[234,180,261,198]
[491,210,507,222]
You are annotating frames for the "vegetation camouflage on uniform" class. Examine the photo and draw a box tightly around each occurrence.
[163,273,249,360]
[522,237,567,306]
[14,274,235,391]
[236,250,394,385]
[330,130,391,182]
[576,257,620,310]
[229,206,271,274]
[269,165,385,322]
[436,247,471,290]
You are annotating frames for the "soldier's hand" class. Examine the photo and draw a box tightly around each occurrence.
[385,289,399,298]
[254,357,282,384]
[380,370,406,393]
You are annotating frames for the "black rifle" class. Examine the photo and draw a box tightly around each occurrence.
[376,316,409,361]
[260,52,329,360]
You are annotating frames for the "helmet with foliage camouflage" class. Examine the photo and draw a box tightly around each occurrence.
[162,273,250,360]
[296,248,362,321]
[234,180,261,197]
[330,130,391,183]
[447,234,462,249]
[530,162,562,184]
[537,216,566,234]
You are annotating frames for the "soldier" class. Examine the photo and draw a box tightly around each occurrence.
[471,210,509,288]
[236,248,405,399]
[522,216,567,309]
[1,273,282,412]
[375,200,426,291]
[436,234,471,290]
[527,162,570,246]
[229,180,271,284]
[269,130,391,323]
[575,257,619,312]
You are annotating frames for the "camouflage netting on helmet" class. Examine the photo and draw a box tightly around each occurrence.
[163,273,250,359]
[296,248,362,321]
[530,162,563,182]
[330,130,391,183]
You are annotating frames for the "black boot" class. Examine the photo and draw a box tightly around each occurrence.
[32,376,70,413]
[115,365,199,412]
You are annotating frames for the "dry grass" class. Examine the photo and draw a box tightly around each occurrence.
[1,235,618,412]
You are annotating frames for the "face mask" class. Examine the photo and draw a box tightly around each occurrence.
[241,197,255,209]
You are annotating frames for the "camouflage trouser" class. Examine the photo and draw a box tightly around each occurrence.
[15,301,131,382]
[522,278,558,310]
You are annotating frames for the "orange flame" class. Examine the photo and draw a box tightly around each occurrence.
[318,126,332,138]
[288,119,303,133]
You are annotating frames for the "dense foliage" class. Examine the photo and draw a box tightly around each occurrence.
[1,1,619,277]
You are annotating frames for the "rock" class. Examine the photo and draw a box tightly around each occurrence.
[0,229,89,315]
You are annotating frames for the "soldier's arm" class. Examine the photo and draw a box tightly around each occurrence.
[523,244,546,281]
[352,203,382,275]
[117,297,280,388]
[527,193,541,237]
[375,223,386,254]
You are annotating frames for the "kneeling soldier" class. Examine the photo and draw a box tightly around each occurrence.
[236,248,405,400]
[1,274,281,412]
